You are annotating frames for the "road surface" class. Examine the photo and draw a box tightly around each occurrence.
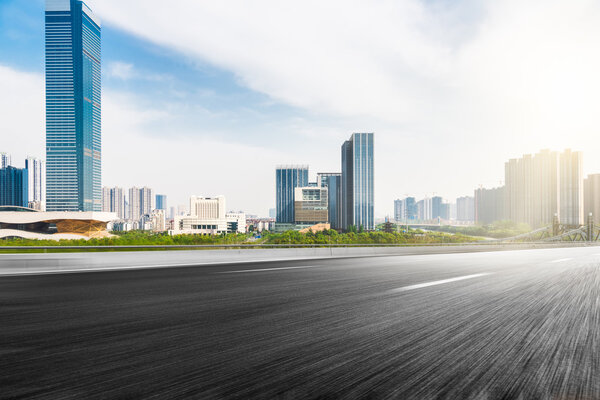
[1,246,600,399]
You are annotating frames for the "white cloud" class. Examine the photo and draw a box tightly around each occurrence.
[0,65,44,167]
[105,61,134,80]
[92,0,600,214]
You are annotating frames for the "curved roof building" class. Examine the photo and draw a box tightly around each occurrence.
[0,208,115,240]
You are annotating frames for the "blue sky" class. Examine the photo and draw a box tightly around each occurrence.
[2,0,600,216]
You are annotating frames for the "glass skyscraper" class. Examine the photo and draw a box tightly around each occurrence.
[276,166,309,223]
[341,133,374,231]
[156,194,167,211]
[0,167,29,208]
[45,0,101,211]
[318,173,341,230]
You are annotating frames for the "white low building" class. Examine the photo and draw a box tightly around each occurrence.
[226,212,247,234]
[171,196,228,235]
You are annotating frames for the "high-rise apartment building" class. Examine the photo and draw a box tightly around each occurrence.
[584,174,600,223]
[46,0,101,212]
[155,194,167,211]
[559,149,583,226]
[432,196,443,219]
[341,133,374,231]
[456,196,475,222]
[129,187,154,221]
[475,186,505,224]
[0,153,11,168]
[276,165,309,223]
[394,197,417,222]
[102,187,125,219]
[0,167,28,208]
[25,157,46,210]
[504,149,581,227]
[318,173,341,229]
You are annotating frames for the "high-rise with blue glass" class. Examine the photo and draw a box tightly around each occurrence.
[341,133,374,231]
[318,173,341,230]
[45,0,101,211]
[276,166,309,223]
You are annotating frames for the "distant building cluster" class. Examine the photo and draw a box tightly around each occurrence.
[102,189,248,235]
[395,148,593,229]
[275,133,374,232]
[0,154,46,211]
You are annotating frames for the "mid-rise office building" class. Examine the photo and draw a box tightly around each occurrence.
[129,187,154,221]
[276,165,309,223]
[102,186,125,219]
[172,196,228,235]
[155,194,167,211]
[0,167,29,208]
[294,186,328,225]
[475,186,505,224]
[25,157,46,211]
[46,0,101,212]
[318,173,341,229]
[584,174,600,223]
[456,196,475,222]
[560,149,583,226]
[1,153,11,168]
[341,133,374,231]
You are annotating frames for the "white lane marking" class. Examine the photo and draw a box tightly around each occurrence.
[388,273,492,293]
[550,258,573,263]
[0,258,327,277]
[218,265,319,274]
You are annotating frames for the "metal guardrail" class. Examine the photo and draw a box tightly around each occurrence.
[0,241,594,251]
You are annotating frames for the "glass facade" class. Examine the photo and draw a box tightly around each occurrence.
[341,133,374,230]
[318,173,341,229]
[0,167,29,208]
[276,166,309,223]
[46,0,101,211]
[156,194,167,211]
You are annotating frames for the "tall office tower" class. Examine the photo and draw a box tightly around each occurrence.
[456,196,475,222]
[0,153,11,168]
[504,150,560,228]
[0,167,28,208]
[416,197,432,221]
[341,133,374,231]
[318,173,341,229]
[559,149,583,226]
[584,174,600,222]
[46,0,101,212]
[276,165,309,223]
[102,186,125,219]
[474,186,505,224]
[129,187,154,221]
[155,194,167,211]
[25,157,46,210]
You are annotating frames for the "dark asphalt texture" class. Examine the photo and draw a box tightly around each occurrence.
[1,247,600,399]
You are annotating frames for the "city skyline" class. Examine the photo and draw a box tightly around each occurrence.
[4,1,600,216]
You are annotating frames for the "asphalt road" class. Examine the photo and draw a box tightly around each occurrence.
[2,246,600,399]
